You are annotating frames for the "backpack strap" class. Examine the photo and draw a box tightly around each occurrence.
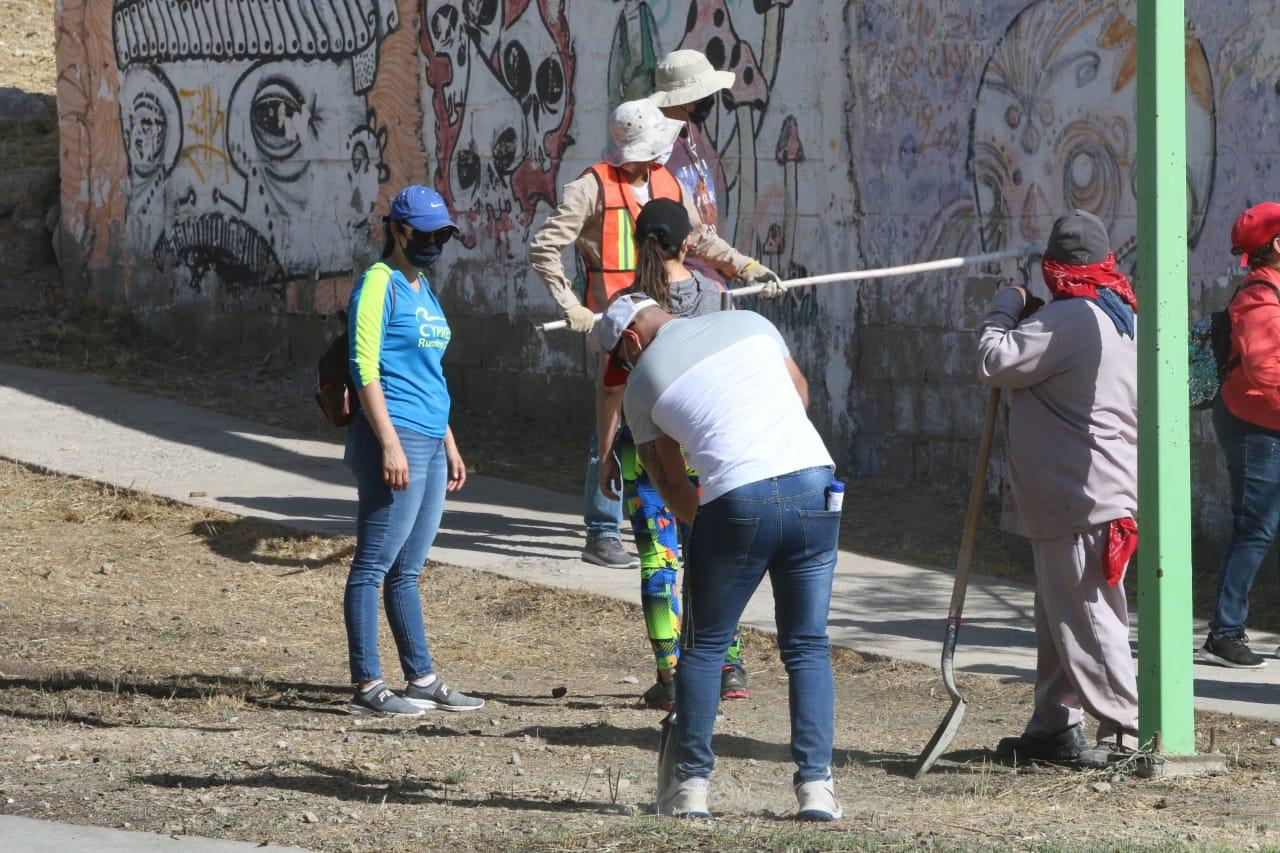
[1223,277,1280,374]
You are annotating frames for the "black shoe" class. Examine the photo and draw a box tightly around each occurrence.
[996,724,1086,765]
[643,678,675,712]
[1078,743,1137,769]
[1196,635,1266,669]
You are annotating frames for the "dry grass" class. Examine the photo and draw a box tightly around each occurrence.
[3,459,1280,851]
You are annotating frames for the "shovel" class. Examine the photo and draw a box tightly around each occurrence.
[912,386,1002,779]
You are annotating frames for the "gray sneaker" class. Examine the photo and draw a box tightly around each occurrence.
[402,678,485,712]
[582,536,640,569]
[347,683,424,717]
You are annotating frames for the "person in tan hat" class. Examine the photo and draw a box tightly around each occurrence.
[649,49,784,295]
[528,98,781,571]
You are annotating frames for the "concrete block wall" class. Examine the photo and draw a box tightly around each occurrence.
[53,0,1280,541]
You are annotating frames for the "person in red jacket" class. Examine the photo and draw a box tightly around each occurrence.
[1200,202,1280,669]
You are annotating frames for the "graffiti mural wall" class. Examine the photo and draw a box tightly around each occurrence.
[54,0,1280,534]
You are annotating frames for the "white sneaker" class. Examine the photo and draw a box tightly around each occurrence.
[795,771,843,821]
[657,775,710,819]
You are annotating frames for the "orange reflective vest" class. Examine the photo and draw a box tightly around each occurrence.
[582,163,683,310]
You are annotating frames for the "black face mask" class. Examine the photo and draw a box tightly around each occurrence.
[401,229,450,268]
[688,95,716,126]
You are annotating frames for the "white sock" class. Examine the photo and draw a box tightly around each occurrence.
[410,674,438,688]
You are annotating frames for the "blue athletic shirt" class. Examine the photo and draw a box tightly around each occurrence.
[347,262,452,439]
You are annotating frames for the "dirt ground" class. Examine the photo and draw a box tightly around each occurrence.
[3,458,1280,853]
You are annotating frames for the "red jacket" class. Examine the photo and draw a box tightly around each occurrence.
[1222,265,1280,430]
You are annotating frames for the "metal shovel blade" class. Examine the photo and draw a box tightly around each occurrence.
[912,697,966,779]
[656,711,678,811]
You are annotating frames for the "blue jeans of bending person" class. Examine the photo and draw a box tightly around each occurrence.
[343,413,447,684]
[1210,399,1280,639]
[674,465,839,784]
[583,432,623,542]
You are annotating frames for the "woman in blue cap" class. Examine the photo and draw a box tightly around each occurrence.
[343,185,484,716]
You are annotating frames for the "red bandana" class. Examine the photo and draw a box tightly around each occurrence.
[1040,253,1139,313]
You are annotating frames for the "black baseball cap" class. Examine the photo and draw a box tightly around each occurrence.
[635,198,691,254]
[1045,209,1111,266]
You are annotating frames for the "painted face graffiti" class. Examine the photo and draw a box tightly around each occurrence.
[969,0,1215,265]
[420,0,576,252]
[112,0,398,297]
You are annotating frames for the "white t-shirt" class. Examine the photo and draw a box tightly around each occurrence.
[623,311,834,503]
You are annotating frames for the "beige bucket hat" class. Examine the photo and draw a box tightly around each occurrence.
[602,99,686,166]
[649,49,736,108]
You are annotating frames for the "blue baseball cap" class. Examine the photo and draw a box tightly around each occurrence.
[386,185,459,234]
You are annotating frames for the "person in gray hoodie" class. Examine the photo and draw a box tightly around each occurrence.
[977,210,1140,767]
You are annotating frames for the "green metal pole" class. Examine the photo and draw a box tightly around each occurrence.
[1136,0,1196,755]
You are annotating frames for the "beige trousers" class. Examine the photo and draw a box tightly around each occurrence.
[1027,525,1139,750]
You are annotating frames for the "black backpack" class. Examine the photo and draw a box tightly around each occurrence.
[1188,278,1280,410]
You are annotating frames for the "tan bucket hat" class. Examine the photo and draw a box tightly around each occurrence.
[649,49,736,108]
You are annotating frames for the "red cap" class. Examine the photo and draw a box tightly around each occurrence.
[1231,202,1280,267]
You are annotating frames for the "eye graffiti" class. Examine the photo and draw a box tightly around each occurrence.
[111,0,399,298]
[250,79,306,162]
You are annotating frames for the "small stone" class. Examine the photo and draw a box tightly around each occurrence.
[301,811,319,824]
[515,767,525,776]
[222,585,235,593]
[189,491,208,498]
[227,667,243,676]
[1270,737,1280,748]
[1091,782,1112,794]
[618,675,639,685]
[551,686,568,699]
[747,758,758,766]
[508,751,521,766]
[96,563,113,575]
[489,718,499,727]
[275,740,289,749]
[23,754,41,763]
[343,735,356,744]
[386,740,403,751]
[501,672,516,681]
[339,807,361,820]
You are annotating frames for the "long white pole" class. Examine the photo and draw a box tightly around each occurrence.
[536,246,1037,332]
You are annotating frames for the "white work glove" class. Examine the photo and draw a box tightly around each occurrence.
[740,260,785,299]
[565,304,596,333]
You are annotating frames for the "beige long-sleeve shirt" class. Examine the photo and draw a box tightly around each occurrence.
[527,166,753,315]
[978,288,1138,540]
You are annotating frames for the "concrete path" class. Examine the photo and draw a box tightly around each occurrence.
[0,815,308,852]
[1,362,1278,724]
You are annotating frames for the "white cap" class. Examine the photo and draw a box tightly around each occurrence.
[649,49,736,108]
[595,294,659,353]
[602,99,685,167]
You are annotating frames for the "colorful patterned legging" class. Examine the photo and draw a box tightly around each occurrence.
[617,430,743,675]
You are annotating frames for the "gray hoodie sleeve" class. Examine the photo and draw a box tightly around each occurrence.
[977,288,1063,389]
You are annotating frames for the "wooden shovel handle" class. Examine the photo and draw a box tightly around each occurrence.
[947,386,1002,619]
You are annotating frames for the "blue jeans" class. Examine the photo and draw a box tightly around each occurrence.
[343,414,447,684]
[583,433,622,541]
[674,466,839,783]
[1211,400,1280,639]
